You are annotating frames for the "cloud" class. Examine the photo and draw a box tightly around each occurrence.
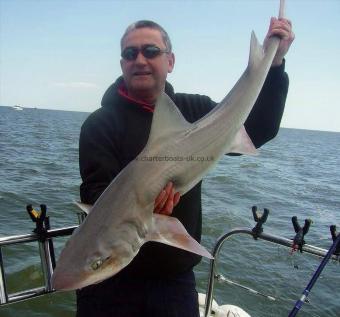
[52,82,99,89]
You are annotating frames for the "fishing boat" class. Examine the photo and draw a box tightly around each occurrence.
[12,105,24,111]
[0,205,338,316]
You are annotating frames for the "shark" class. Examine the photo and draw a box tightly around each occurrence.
[52,0,285,291]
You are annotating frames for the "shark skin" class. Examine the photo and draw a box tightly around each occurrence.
[52,0,285,291]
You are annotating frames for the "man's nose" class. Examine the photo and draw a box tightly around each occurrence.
[134,51,148,64]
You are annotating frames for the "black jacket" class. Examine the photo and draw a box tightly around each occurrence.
[79,62,288,278]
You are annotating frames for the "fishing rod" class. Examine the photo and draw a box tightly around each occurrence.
[216,274,276,302]
[288,226,340,317]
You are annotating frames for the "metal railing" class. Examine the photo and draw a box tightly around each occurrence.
[203,228,340,317]
[0,209,339,316]
[0,225,77,305]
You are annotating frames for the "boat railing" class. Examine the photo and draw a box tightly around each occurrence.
[0,209,86,306]
[0,225,77,305]
[0,206,339,315]
[203,227,340,317]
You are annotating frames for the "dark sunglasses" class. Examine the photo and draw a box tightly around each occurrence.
[121,44,169,61]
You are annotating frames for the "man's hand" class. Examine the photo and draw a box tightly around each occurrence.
[154,182,180,215]
[264,17,295,67]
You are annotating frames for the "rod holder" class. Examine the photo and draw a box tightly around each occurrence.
[251,206,269,239]
[330,225,340,256]
[291,216,312,253]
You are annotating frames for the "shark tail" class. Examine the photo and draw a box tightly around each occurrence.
[148,214,213,259]
[248,31,264,71]
[248,0,285,70]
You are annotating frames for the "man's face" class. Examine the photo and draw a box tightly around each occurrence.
[120,27,175,102]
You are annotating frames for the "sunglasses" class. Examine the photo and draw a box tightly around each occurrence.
[121,44,169,61]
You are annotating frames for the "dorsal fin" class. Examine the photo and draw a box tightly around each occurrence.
[145,92,192,147]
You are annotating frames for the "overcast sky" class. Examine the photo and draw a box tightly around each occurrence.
[1,0,339,132]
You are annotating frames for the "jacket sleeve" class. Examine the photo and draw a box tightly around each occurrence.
[244,60,289,148]
[79,113,121,205]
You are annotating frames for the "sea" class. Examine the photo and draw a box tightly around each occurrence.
[0,105,339,317]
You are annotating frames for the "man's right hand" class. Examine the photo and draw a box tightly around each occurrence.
[153,182,180,215]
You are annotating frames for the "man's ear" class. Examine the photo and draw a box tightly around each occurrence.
[168,53,175,73]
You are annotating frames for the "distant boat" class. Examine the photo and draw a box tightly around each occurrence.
[12,105,23,111]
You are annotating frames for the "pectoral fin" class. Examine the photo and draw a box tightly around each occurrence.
[147,214,213,259]
[74,201,92,214]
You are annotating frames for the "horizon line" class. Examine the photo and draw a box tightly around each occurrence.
[0,105,339,134]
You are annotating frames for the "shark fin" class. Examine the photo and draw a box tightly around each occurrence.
[147,214,213,259]
[248,31,264,70]
[228,125,258,155]
[145,93,192,148]
[74,201,92,214]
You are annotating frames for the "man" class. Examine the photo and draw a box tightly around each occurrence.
[78,18,294,317]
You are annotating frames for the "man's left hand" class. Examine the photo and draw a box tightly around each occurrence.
[265,17,295,67]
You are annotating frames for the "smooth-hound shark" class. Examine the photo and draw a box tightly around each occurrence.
[52,0,285,290]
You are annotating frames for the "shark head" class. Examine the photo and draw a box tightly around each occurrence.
[52,251,126,290]
[52,226,134,290]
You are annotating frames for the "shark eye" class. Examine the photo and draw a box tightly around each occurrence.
[91,259,103,271]
[90,256,111,271]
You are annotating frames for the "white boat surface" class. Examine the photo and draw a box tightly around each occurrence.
[198,293,251,317]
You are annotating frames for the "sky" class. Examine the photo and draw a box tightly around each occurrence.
[0,0,339,132]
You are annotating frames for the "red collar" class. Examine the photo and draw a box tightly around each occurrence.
[118,83,155,113]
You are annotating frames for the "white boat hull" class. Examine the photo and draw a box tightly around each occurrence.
[198,293,251,317]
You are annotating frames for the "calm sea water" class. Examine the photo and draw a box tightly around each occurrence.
[0,106,339,317]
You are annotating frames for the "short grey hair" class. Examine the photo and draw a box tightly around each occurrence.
[120,20,172,52]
